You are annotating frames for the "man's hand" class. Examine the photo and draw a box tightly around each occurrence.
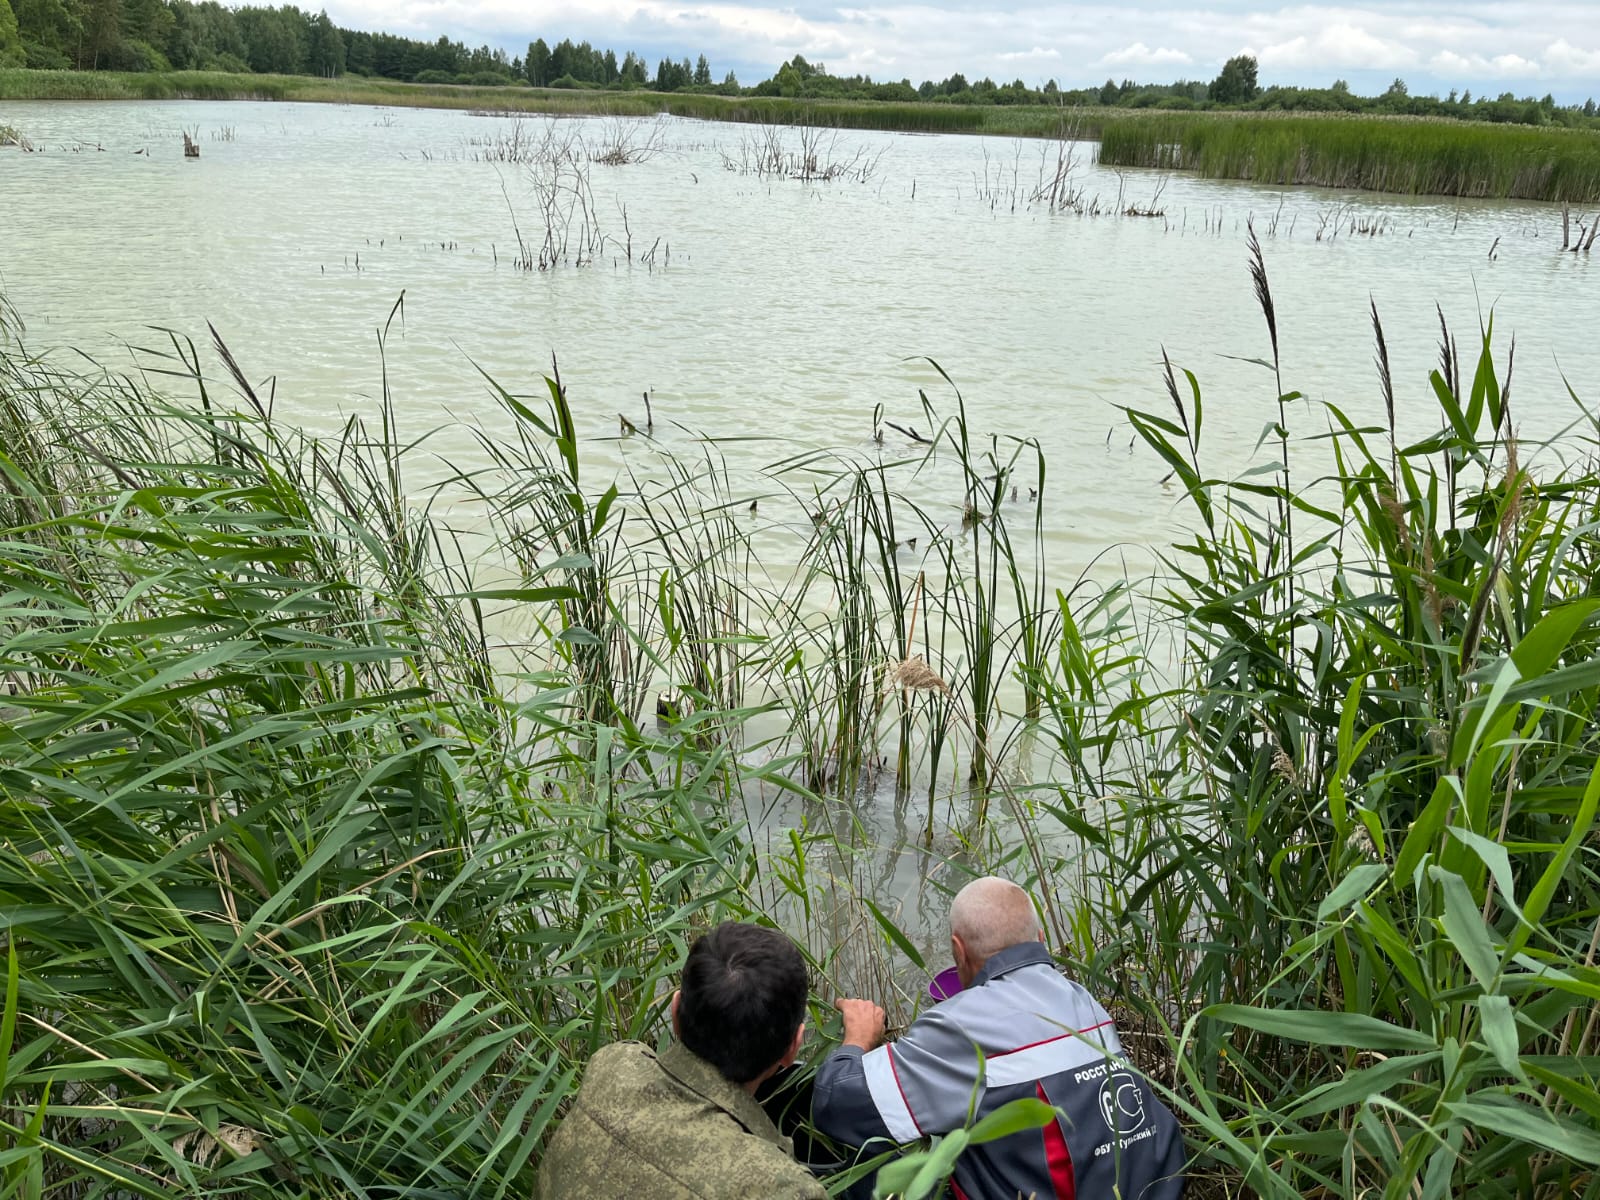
[835,998,887,1051]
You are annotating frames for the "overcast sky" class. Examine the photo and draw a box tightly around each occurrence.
[323,2,1600,101]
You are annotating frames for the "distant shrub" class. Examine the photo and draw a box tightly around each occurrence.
[413,69,455,85]
[23,42,71,70]
[464,71,512,86]
[108,39,171,73]
[201,52,250,74]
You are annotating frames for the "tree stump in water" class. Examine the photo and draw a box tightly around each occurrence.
[182,132,200,159]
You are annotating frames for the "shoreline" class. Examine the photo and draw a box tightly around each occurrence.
[4,68,1598,202]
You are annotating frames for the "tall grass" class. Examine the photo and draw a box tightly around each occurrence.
[1099,112,1600,202]
[11,65,1595,203]
[1040,275,1600,1194]
[0,334,770,1195]
[2,274,1599,1198]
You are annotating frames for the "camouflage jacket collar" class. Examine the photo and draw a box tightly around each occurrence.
[657,1042,792,1153]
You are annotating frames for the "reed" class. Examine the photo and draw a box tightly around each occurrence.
[2,279,1599,1198]
[1099,112,1600,202]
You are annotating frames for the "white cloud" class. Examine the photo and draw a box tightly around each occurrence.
[319,1,1599,99]
[1543,38,1600,77]
[1258,23,1416,70]
[999,46,1062,61]
[1096,42,1192,68]
[1429,48,1540,79]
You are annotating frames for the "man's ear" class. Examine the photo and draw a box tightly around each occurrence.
[781,1022,805,1068]
[670,989,682,1038]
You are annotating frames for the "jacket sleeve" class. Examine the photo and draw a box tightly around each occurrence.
[811,1045,894,1146]
[812,1011,985,1145]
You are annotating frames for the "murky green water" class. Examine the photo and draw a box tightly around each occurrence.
[3,98,1595,956]
[2,101,1592,549]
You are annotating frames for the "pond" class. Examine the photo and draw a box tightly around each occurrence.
[2,97,1594,959]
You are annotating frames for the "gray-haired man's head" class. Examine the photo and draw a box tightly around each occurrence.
[949,876,1042,985]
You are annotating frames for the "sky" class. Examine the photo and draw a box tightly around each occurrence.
[321,2,1600,103]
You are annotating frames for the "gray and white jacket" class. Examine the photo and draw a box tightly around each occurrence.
[812,942,1186,1200]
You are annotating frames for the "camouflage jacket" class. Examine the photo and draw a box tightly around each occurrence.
[538,1040,828,1200]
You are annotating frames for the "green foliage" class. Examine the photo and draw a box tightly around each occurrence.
[0,330,764,1195]
[2,267,1599,1199]
[0,0,24,68]
[1208,54,1258,103]
[1098,112,1600,202]
[1042,270,1600,1194]
[873,1098,1058,1198]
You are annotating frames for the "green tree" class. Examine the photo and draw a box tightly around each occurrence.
[693,52,710,86]
[525,36,548,85]
[82,0,119,68]
[306,8,341,76]
[236,5,305,74]
[0,0,24,66]
[1208,54,1258,104]
[547,36,572,80]
[11,0,78,68]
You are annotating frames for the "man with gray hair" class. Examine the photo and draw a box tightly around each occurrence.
[812,876,1185,1199]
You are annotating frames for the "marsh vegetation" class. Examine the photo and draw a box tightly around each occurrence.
[7,66,1599,204]
[3,234,1599,1196]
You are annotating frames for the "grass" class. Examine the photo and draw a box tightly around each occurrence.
[8,67,1598,200]
[1099,112,1600,202]
[2,272,1600,1197]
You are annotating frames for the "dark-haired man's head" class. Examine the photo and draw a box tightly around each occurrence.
[672,922,808,1091]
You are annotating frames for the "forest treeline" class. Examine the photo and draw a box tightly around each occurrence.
[0,0,1596,129]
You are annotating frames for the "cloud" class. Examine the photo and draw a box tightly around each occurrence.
[1429,48,1541,79]
[1258,23,1416,70]
[1096,42,1192,68]
[319,1,1600,100]
[1543,38,1600,77]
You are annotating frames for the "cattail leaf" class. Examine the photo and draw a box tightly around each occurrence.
[1205,1005,1437,1050]
[1285,1052,1442,1119]
[1507,756,1600,961]
[1317,864,1388,920]
[1432,867,1502,992]
[1445,1095,1600,1166]
[1475,995,1524,1081]
[968,1096,1058,1144]
[1445,828,1524,927]
[863,898,925,971]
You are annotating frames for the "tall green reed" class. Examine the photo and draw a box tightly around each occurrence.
[1037,244,1600,1196]
[5,276,1599,1199]
[1098,112,1600,203]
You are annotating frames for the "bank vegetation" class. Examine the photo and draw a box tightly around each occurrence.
[1,268,1598,1197]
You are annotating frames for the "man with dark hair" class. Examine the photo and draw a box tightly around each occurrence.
[813,877,1186,1199]
[539,921,827,1199]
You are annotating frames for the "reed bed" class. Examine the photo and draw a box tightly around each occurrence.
[1099,112,1600,202]
[11,64,1594,204]
[2,274,1599,1198]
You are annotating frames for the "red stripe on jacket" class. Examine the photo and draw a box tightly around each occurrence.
[1038,1083,1076,1199]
